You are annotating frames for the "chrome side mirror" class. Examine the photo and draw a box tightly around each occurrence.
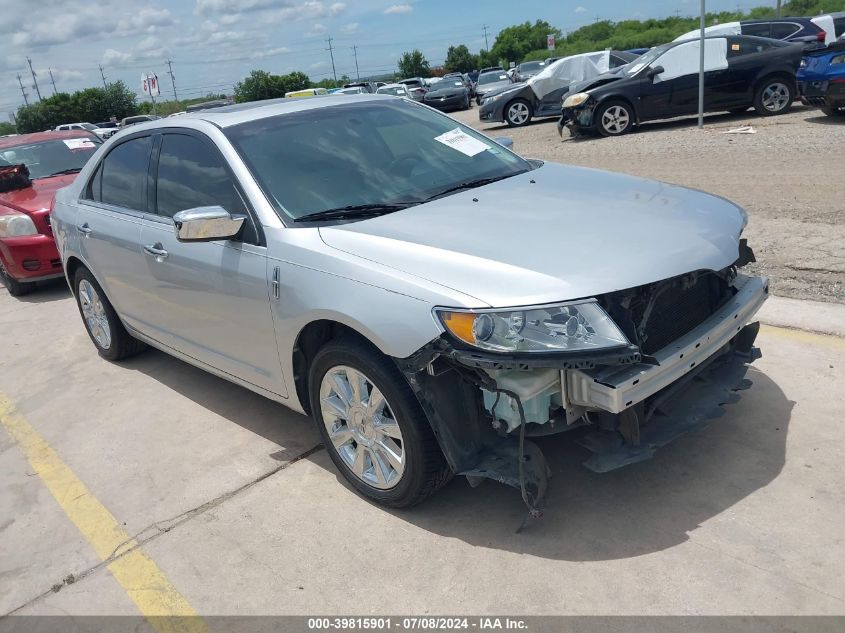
[172,206,245,242]
[494,136,514,150]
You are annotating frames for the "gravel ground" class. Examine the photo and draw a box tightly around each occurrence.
[451,104,844,304]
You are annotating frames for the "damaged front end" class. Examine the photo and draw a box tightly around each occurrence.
[396,257,768,519]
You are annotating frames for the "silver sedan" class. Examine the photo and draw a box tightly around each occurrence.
[51,94,767,513]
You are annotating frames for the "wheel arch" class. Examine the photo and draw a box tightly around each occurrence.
[595,93,639,123]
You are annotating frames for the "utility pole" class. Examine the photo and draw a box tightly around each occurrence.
[166,60,178,101]
[776,0,782,18]
[99,65,108,89]
[17,74,29,106]
[26,56,42,102]
[351,45,360,81]
[48,68,57,95]
[326,36,338,86]
[698,0,705,129]
[482,24,490,51]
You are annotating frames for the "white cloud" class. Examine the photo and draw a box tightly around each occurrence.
[251,46,292,59]
[218,14,242,25]
[102,49,133,65]
[309,61,328,69]
[384,4,412,14]
[574,6,588,13]
[195,0,284,16]
[341,22,359,34]
[264,1,346,24]
[306,23,328,36]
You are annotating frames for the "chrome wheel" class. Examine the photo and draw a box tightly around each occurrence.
[507,101,530,125]
[319,366,405,489]
[601,105,630,134]
[761,82,790,112]
[78,279,111,350]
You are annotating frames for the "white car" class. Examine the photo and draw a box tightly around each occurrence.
[375,83,411,97]
[54,122,115,140]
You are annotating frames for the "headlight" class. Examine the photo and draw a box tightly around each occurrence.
[0,212,38,238]
[831,54,845,65]
[435,301,629,354]
[562,92,590,108]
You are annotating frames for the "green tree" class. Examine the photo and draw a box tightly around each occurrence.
[14,81,138,133]
[489,20,561,67]
[0,121,17,135]
[233,70,312,103]
[444,45,478,73]
[397,50,431,77]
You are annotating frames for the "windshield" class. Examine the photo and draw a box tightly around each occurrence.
[0,137,100,179]
[377,86,407,95]
[225,100,529,222]
[478,73,508,85]
[81,123,98,131]
[621,44,670,76]
[519,61,544,72]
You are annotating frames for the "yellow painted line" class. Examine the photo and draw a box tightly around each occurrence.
[0,394,209,633]
[760,324,845,351]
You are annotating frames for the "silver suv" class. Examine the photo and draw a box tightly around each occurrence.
[52,95,768,513]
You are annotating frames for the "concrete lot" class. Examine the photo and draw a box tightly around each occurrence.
[1,279,845,619]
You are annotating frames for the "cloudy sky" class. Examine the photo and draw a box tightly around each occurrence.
[2,0,764,121]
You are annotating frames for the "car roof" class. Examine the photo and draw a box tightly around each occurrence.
[121,94,404,130]
[377,83,406,89]
[0,129,97,149]
[742,17,819,25]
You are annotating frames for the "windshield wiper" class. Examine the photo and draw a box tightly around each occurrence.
[293,202,416,223]
[45,168,82,177]
[424,173,522,201]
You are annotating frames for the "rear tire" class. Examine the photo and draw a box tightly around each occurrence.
[73,267,146,361]
[753,77,794,116]
[821,105,845,117]
[0,261,35,297]
[595,100,634,136]
[504,99,533,127]
[309,337,451,508]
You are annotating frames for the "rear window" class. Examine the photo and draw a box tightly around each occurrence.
[743,23,771,37]
[771,22,801,39]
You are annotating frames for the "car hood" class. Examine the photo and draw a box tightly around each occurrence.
[477,80,513,94]
[481,82,527,100]
[425,87,465,97]
[318,163,746,307]
[0,174,76,215]
[568,72,626,96]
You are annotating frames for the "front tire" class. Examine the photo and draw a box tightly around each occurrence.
[309,338,450,508]
[595,100,634,136]
[73,267,146,361]
[504,99,532,127]
[0,261,35,297]
[753,77,794,116]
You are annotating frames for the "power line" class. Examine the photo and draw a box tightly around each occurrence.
[166,59,178,101]
[48,68,57,95]
[16,74,29,106]
[26,56,42,102]
[99,65,108,89]
[352,45,360,81]
[325,36,338,86]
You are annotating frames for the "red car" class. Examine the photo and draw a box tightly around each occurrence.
[0,130,101,296]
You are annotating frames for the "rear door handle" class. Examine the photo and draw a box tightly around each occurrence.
[76,223,92,236]
[143,243,169,260]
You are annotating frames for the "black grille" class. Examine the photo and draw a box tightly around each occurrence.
[600,271,732,356]
[638,276,720,354]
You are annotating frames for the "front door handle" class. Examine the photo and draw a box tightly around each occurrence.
[143,243,169,260]
[76,223,92,237]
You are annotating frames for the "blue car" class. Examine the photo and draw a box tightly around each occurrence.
[798,39,845,116]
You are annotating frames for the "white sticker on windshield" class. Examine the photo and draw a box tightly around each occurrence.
[63,138,96,151]
[434,128,490,157]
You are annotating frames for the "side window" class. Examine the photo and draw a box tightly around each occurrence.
[155,134,256,243]
[100,136,151,211]
[771,23,800,39]
[83,163,103,202]
[743,23,771,38]
[155,134,245,219]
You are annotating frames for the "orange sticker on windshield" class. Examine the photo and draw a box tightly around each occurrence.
[731,44,740,51]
